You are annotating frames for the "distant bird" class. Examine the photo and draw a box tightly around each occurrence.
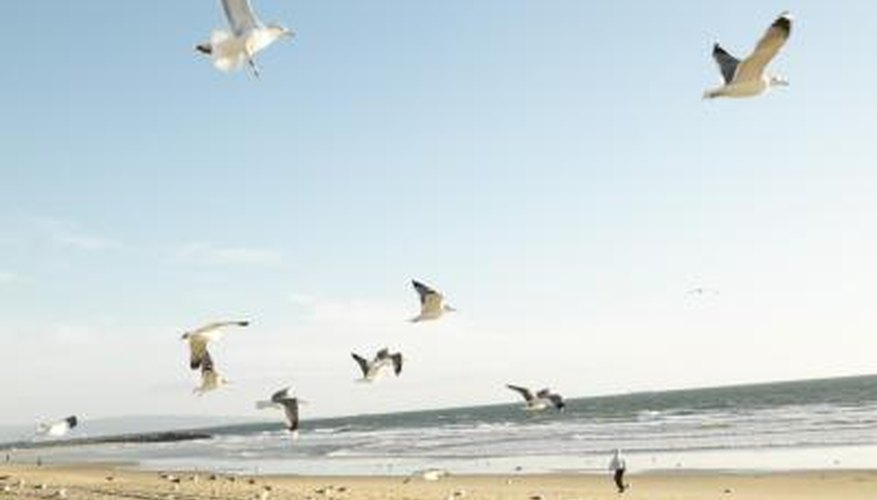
[351,348,403,382]
[193,350,229,395]
[687,287,719,296]
[410,280,456,322]
[256,387,300,438]
[196,0,293,77]
[703,12,792,99]
[36,416,78,437]
[506,385,566,411]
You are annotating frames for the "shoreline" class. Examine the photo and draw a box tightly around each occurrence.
[1,463,876,499]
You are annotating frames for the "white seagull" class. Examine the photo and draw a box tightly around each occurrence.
[181,320,249,394]
[351,348,403,382]
[410,280,456,322]
[194,350,229,395]
[36,416,78,437]
[196,0,293,77]
[256,387,301,438]
[703,12,793,99]
[506,385,566,411]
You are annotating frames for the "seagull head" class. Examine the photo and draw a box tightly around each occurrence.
[443,304,457,313]
[267,24,293,40]
[181,332,191,340]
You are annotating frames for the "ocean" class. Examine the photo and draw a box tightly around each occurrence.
[10,375,877,475]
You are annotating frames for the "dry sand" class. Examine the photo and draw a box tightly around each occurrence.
[1,464,876,499]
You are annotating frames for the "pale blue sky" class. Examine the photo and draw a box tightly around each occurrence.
[2,1,877,426]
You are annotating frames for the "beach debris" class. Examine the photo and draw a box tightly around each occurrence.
[53,489,67,498]
[35,483,48,490]
[724,488,733,494]
[105,475,115,482]
[189,474,199,483]
[421,469,450,481]
[1,485,11,493]
[410,280,456,322]
[248,477,257,485]
[208,474,219,481]
[336,486,347,493]
[445,489,466,499]
[529,495,545,500]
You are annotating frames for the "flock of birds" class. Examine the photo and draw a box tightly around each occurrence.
[177,280,564,437]
[37,0,797,447]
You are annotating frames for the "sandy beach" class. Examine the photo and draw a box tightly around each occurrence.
[1,464,875,500]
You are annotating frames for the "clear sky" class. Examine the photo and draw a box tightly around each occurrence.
[2,1,876,426]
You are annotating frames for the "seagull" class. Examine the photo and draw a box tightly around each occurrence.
[506,385,566,411]
[182,320,248,393]
[182,320,249,370]
[196,0,293,77]
[256,387,301,438]
[351,348,403,382]
[36,416,78,437]
[193,350,229,395]
[410,280,456,322]
[703,12,793,99]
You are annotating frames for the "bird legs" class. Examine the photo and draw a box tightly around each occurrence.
[247,57,261,78]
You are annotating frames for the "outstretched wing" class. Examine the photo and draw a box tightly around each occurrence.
[735,12,792,83]
[390,353,403,375]
[412,280,440,305]
[221,0,263,35]
[192,320,250,335]
[712,44,739,84]
[506,384,535,402]
[271,387,291,403]
[351,353,370,377]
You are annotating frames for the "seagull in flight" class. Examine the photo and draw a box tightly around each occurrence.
[36,416,78,437]
[256,387,301,438]
[506,385,566,411]
[410,280,456,322]
[196,0,293,77]
[182,320,248,393]
[351,348,403,382]
[703,12,793,99]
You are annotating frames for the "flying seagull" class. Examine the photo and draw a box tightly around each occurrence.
[506,385,566,411]
[351,348,403,382]
[196,0,293,77]
[256,387,301,438]
[193,350,229,395]
[410,280,456,322]
[36,416,78,437]
[703,12,793,99]
[182,320,249,370]
[182,320,248,393]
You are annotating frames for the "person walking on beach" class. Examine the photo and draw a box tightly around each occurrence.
[608,448,628,493]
